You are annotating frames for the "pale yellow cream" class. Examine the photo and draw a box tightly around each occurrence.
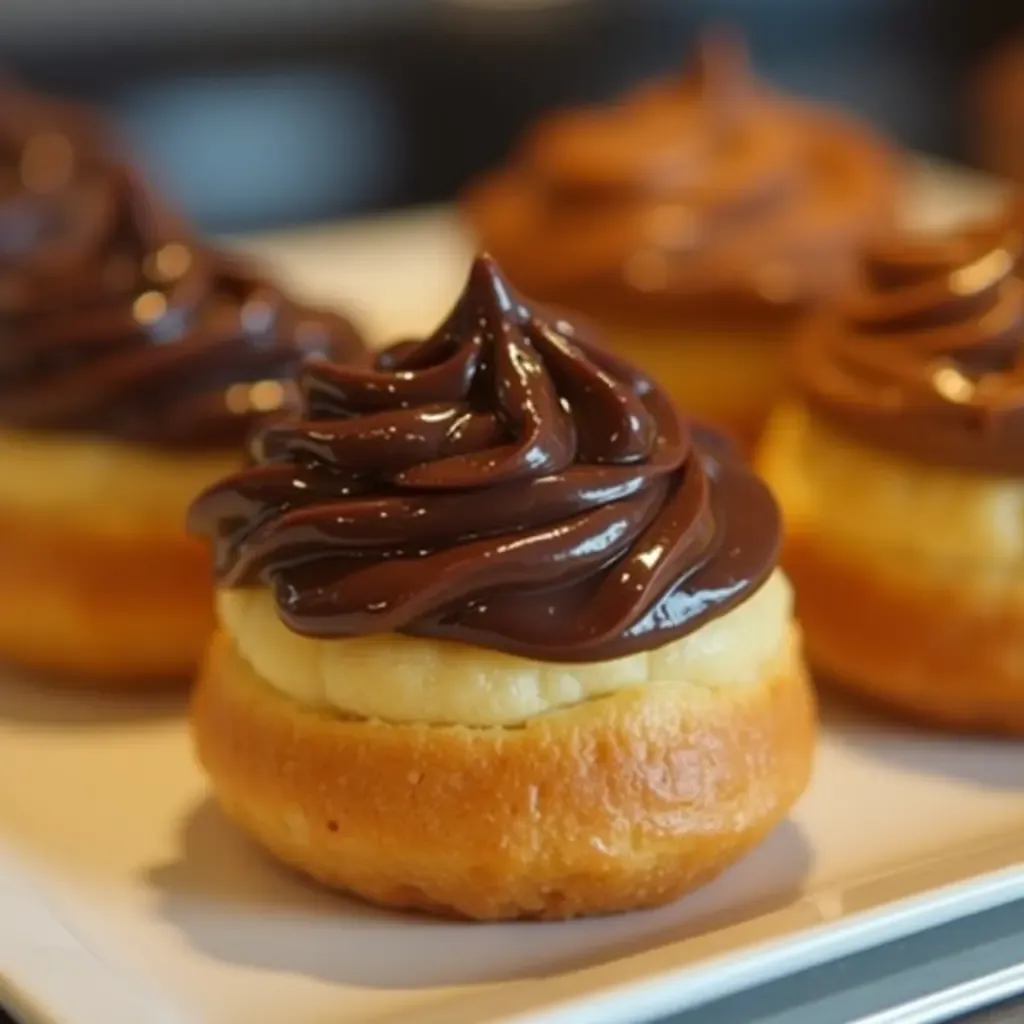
[0,428,240,536]
[217,569,793,727]
[758,403,1024,580]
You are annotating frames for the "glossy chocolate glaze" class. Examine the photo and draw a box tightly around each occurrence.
[189,256,780,661]
[465,35,898,325]
[0,85,365,449]
[798,218,1024,474]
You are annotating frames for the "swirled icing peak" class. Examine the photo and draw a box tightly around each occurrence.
[188,255,780,661]
[797,220,1024,473]
[466,34,898,322]
[0,84,365,448]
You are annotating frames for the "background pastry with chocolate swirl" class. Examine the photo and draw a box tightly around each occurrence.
[758,212,1024,734]
[0,82,366,687]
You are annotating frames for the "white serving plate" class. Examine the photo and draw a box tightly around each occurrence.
[1,163,1022,1024]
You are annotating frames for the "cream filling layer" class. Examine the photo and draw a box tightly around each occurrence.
[0,427,239,535]
[759,403,1024,573]
[217,569,793,727]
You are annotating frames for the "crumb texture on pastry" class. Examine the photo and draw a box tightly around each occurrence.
[191,626,815,919]
[217,570,791,726]
[0,428,239,535]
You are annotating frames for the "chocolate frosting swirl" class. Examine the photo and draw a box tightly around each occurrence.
[797,220,1024,473]
[0,85,365,449]
[188,256,780,661]
[466,36,897,323]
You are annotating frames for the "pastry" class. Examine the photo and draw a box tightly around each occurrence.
[0,85,365,686]
[464,35,899,450]
[188,255,815,920]
[758,218,1024,732]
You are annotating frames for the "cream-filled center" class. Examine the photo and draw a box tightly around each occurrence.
[216,569,793,727]
[0,427,239,535]
[759,403,1024,575]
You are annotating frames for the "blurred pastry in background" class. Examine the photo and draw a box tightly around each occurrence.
[464,33,900,450]
[0,83,365,688]
[757,218,1024,733]
[972,35,1024,186]
[188,255,815,921]
[1007,192,1024,262]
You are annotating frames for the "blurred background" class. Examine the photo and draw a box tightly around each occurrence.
[3,0,1022,234]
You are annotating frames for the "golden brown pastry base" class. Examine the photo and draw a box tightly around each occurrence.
[785,532,1024,734]
[192,630,816,921]
[0,512,215,689]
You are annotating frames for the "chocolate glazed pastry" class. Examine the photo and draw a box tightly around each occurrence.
[464,35,900,451]
[188,255,814,920]
[758,220,1024,733]
[190,255,779,660]
[0,84,366,686]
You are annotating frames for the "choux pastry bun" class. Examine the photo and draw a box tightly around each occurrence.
[189,256,814,919]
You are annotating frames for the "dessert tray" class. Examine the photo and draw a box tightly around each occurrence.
[2,162,1023,1024]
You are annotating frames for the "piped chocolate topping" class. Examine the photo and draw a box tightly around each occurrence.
[189,256,780,660]
[0,84,365,449]
[467,35,898,324]
[797,218,1024,474]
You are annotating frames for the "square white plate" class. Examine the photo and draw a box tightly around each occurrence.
[1,162,1022,1024]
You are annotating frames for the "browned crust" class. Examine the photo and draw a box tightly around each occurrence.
[191,630,816,921]
[0,512,214,688]
[785,531,1024,734]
